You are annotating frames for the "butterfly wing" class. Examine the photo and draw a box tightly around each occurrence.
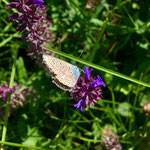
[43,55,60,74]
[43,55,80,90]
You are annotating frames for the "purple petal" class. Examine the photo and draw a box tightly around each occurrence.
[17,24,27,32]
[21,4,32,12]
[6,2,20,9]
[33,0,44,8]
[82,66,93,80]
[73,99,84,112]
[91,75,106,88]
[2,92,7,101]
[33,98,37,101]
[8,13,20,23]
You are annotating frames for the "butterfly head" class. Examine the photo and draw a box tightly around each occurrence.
[72,66,80,79]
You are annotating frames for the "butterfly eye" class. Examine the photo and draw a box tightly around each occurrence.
[74,66,77,70]
[74,66,78,71]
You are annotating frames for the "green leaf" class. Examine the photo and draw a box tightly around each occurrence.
[22,126,42,146]
[90,18,103,27]
[16,57,27,83]
[117,102,131,117]
[92,122,101,141]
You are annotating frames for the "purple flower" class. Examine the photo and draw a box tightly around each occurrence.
[0,83,13,100]
[7,0,33,13]
[33,0,44,8]
[82,65,93,80]
[8,13,21,23]
[71,66,106,112]
[0,82,37,105]
[7,0,55,65]
[101,126,122,150]
[73,99,84,112]
[0,82,38,119]
[17,23,27,32]
[91,75,106,88]
[7,0,42,31]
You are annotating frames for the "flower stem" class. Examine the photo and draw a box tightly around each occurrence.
[44,46,150,88]
[0,141,43,150]
[89,18,108,62]
[1,50,18,150]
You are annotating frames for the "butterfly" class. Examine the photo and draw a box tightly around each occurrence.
[43,55,80,91]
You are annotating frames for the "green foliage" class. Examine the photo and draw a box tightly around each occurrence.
[117,102,131,117]
[0,0,150,149]
[16,57,28,83]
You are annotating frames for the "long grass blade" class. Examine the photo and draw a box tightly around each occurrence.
[44,46,150,88]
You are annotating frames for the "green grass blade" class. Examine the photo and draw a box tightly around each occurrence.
[1,50,18,150]
[0,32,19,47]
[44,46,150,88]
[0,141,43,150]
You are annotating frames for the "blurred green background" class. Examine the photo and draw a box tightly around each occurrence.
[0,0,150,149]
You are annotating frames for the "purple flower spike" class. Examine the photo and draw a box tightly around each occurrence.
[91,75,106,88]
[33,0,44,8]
[73,99,84,112]
[0,82,38,118]
[83,66,93,80]
[71,66,106,112]
[0,83,12,101]
[7,0,55,66]
[101,126,122,150]
[17,24,27,32]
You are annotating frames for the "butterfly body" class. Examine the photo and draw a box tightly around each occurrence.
[43,55,80,91]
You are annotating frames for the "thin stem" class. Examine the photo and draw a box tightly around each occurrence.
[44,46,150,88]
[0,141,43,150]
[67,134,131,144]
[123,6,137,28]
[1,50,18,150]
[109,87,116,111]
[89,18,108,62]
[133,73,143,107]
[129,73,143,132]
[0,32,19,47]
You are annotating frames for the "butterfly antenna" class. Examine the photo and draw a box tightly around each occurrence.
[79,67,83,72]
[78,51,85,72]
[78,50,84,58]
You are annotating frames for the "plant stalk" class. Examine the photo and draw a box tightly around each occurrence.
[1,51,17,150]
[44,46,150,88]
